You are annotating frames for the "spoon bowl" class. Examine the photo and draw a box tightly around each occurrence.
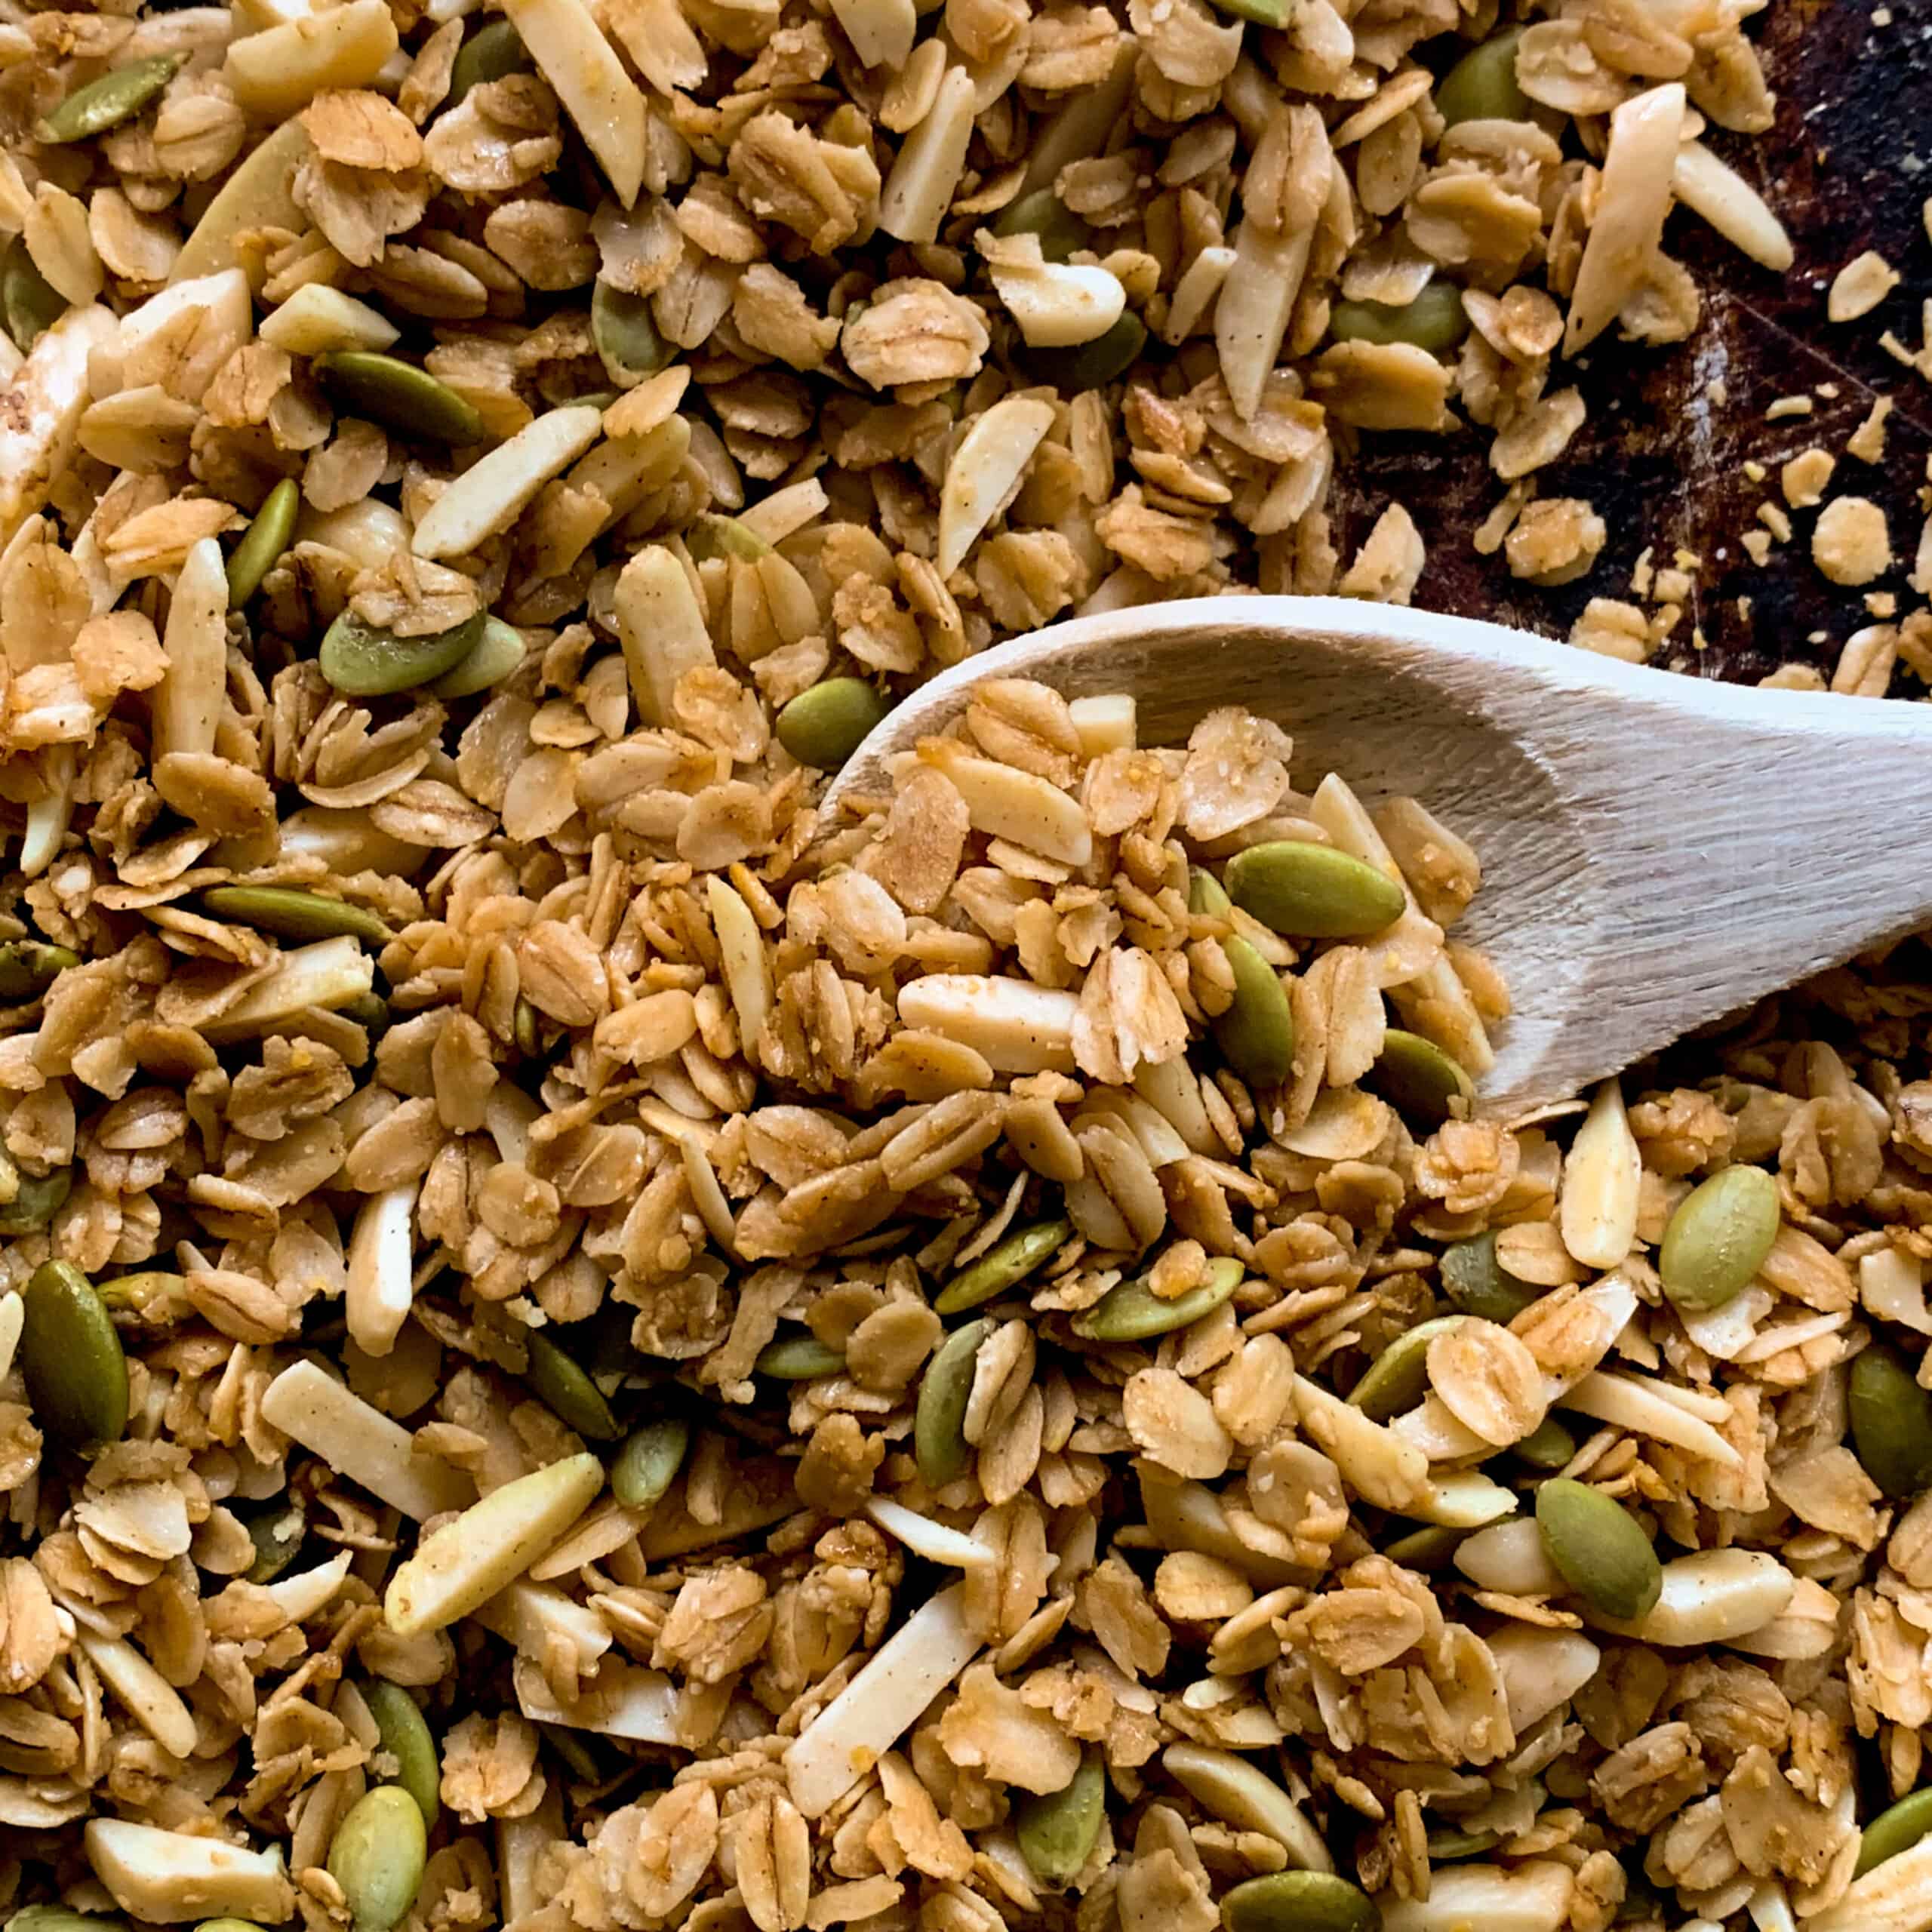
[827,595,1932,1115]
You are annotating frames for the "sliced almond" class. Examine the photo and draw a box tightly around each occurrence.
[937,395,1055,577]
[223,0,399,119]
[260,283,400,355]
[503,0,647,207]
[615,544,715,723]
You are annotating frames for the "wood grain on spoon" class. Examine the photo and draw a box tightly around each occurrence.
[826,595,1932,1116]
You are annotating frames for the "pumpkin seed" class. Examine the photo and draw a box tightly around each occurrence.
[756,1333,845,1380]
[1015,1750,1106,1889]
[915,1317,993,1487]
[6,1912,127,1932]
[591,279,672,386]
[1329,285,1468,354]
[1074,1256,1244,1343]
[21,1260,128,1448]
[313,352,485,445]
[202,886,392,947]
[1214,936,1296,1088]
[448,17,533,106]
[327,1784,427,1932]
[1220,1872,1380,1932]
[196,1922,272,1932]
[1513,1415,1576,1471]
[1207,0,1288,24]
[1439,1232,1538,1324]
[0,939,79,1000]
[226,477,300,608]
[1023,311,1149,393]
[612,1414,691,1508]
[0,1165,70,1235]
[685,513,772,562]
[1534,1478,1661,1620]
[1659,1164,1780,1312]
[937,1217,1072,1315]
[1364,1029,1473,1128]
[1349,1315,1463,1420]
[1850,1345,1932,1499]
[96,1269,186,1318]
[1224,841,1405,939]
[319,608,487,697]
[245,1502,307,1583]
[522,1327,621,1441]
[1426,1828,1499,1860]
[343,990,392,1035]
[1381,1522,1466,1567]
[512,995,540,1057]
[37,53,181,143]
[1856,1784,1932,1876]
[432,617,526,699]
[540,1719,604,1781]
[2,239,66,352]
[992,189,1088,261]
[775,678,890,771]
[363,1680,440,1827]
[1435,29,1530,127]
[1189,865,1232,919]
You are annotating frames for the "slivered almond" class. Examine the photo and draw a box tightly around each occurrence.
[895,975,1079,1074]
[919,745,1092,866]
[1563,83,1685,355]
[152,536,226,763]
[412,405,604,560]
[504,0,648,206]
[260,1360,473,1521]
[878,65,975,244]
[937,394,1054,577]
[616,544,715,723]
[345,1182,416,1358]
[223,0,398,118]
[1558,1078,1640,1269]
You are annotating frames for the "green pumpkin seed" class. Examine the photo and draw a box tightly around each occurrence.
[1659,1164,1780,1312]
[992,189,1088,261]
[1024,312,1149,393]
[343,990,392,1034]
[201,886,392,947]
[1426,1828,1499,1861]
[1189,866,1232,920]
[448,17,534,107]
[1220,1872,1380,1932]
[320,608,488,697]
[756,1333,845,1380]
[314,352,485,445]
[37,53,181,143]
[245,1501,307,1583]
[0,1165,70,1235]
[364,1680,440,1827]
[1439,1232,1538,1324]
[1330,284,1469,355]
[612,1414,691,1508]
[1435,29,1530,128]
[0,938,79,1000]
[775,678,890,771]
[1857,1785,1932,1876]
[21,1260,128,1449]
[1534,1478,1661,1620]
[915,1318,993,1487]
[1206,0,1290,24]
[1224,841,1405,940]
[2,239,66,352]
[327,1784,427,1932]
[1015,1750,1106,1889]
[431,616,527,699]
[686,513,772,562]
[540,1718,604,1781]
[1850,1345,1932,1500]
[1214,936,1296,1088]
[1364,1030,1473,1128]
[97,1269,187,1318]
[227,477,300,608]
[1074,1256,1244,1343]
[936,1217,1072,1315]
[1382,1521,1466,1567]
[6,1912,128,1932]
[195,1922,272,1932]
[512,995,540,1057]
[591,279,672,386]
[1349,1315,1463,1420]
[1513,1414,1576,1471]
[522,1327,621,1441]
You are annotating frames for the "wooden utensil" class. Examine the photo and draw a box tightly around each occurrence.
[825,595,1931,1115]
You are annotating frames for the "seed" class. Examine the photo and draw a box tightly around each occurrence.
[1075,1256,1244,1343]
[1224,842,1404,940]
[1189,866,1232,919]
[448,17,533,106]
[611,1414,690,1508]
[1435,29,1531,127]
[196,1923,274,1932]
[775,678,890,771]
[1426,1828,1500,1860]
[21,1260,128,1448]
[1439,1232,1538,1324]
[1513,1415,1576,1470]
[1214,937,1296,1088]
[512,995,540,1057]
[1382,1522,1465,1567]
[992,189,1088,261]
[591,279,672,386]
[1659,1164,1780,1312]
[0,939,79,1000]
[96,1269,186,1318]
[2,239,66,352]
[685,513,772,562]
[1857,1785,1932,1876]
[5,1912,128,1932]
[313,352,485,445]
[756,1334,845,1380]
[343,991,392,1035]
[1014,1750,1106,1889]
[320,608,488,697]
[915,1318,993,1487]
[36,53,182,143]
[226,478,300,608]
[327,1785,427,1932]
[431,617,526,699]
[363,1681,440,1828]
[1364,1030,1473,1128]
[0,1165,71,1235]
[522,1328,621,1441]
[935,1217,1071,1315]
[1023,311,1149,393]
[1329,285,1469,354]
[1534,1478,1662,1620]
[1850,1345,1932,1500]
[1349,1315,1463,1421]
[1220,1872,1380,1932]
[245,1502,307,1583]
[1206,0,1289,24]
[202,887,392,947]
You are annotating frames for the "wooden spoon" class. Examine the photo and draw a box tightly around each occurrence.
[826,594,1930,1116]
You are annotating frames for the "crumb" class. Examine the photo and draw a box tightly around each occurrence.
[1845,395,1892,463]
[1767,396,1814,419]
[1812,495,1893,585]
[1829,251,1901,323]
[1781,448,1835,509]
[1758,501,1794,543]
[1866,592,1898,617]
